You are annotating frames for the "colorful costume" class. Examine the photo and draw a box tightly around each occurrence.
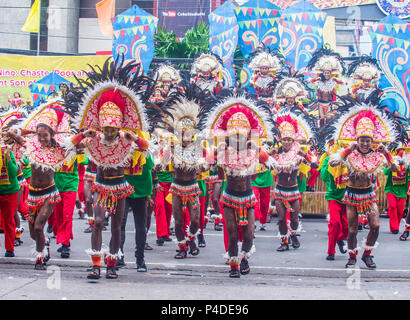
[272,72,308,114]
[154,86,206,258]
[346,55,382,105]
[68,58,152,278]
[307,46,345,128]
[190,52,224,95]
[329,104,399,268]
[150,64,182,103]
[204,95,275,277]
[271,112,317,250]
[248,47,285,106]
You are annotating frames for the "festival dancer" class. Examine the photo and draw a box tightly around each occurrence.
[155,85,207,259]
[270,112,318,252]
[190,52,224,96]
[54,147,87,258]
[329,104,400,269]
[252,153,274,231]
[204,95,275,278]
[0,109,28,246]
[0,141,20,257]
[153,129,174,245]
[120,135,154,272]
[272,71,309,115]
[307,46,345,128]
[204,162,224,232]
[248,47,285,107]
[68,59,152,280]
[383,147,409,234]
[10,100,75,269]
[319,141,348,260]
[346,55,383,105]
[150,64,182,102]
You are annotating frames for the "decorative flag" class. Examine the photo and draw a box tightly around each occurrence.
[21,0,41,33]
[96,0,115,36]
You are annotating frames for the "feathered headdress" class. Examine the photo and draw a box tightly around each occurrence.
[248,46,285,74]
[203,94,274,141]
[73,56,154,134]
[330,103,398,143]
[346,55,381,82]
[273,77,308,102]
[153,64,181,86]
[273,111,313,143]
[307,45,345,75]
[191,52,224,77]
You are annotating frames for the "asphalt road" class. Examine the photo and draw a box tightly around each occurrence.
[1,213,410,300]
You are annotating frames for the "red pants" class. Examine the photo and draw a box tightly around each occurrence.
[154,182,173,238]
[78,164,85,203]
[54,191,77,246]
[17,177,30,217]
[199,195,206,233]
[222,201,243,252]
[253,186,271,224]
[327,200,348,255]
[307,168,319,187]
[0,192,18,252]
[386,193,406,232]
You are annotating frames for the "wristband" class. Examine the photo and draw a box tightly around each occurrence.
[340,147,353,160]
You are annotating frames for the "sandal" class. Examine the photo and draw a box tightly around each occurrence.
[400,231,409,241]
[290,235,300,249]
[276,243,289,252]
[229,269,240,278]
[239,259,250,275]
[188,241,200,256]
[87,266,101,280]
[345,258,356,268]
[106,266,118,279]
[144,243,153,251]
[174,250,187,259]
[14,239,23,246]
[337,240,347,254]
[361,254,376,269]
[34,262,46,270]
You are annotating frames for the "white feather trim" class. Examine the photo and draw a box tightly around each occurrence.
[85,248,106,257]
[361,238,379,251]
[74,80,150,132]
[203,95,274,141]
[273,111,313,142]
[240,244,256,259]
[331,103,397,143]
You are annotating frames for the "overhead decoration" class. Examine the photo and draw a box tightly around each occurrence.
[112,5,158,74]
[234,0,282,59]
[281,0,327,72]
[209,0,239,88]
[368,14,410,117]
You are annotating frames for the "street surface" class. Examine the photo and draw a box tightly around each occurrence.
[1,213,410,300]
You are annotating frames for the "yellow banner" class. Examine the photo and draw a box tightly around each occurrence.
[0,55,110,107]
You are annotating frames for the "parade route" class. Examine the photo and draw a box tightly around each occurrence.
[1,215,410,300]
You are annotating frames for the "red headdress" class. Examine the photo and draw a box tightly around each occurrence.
[205,96,272,141]
[332,104,395,143]
[19,99,74,170]
[273,112,312,142]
